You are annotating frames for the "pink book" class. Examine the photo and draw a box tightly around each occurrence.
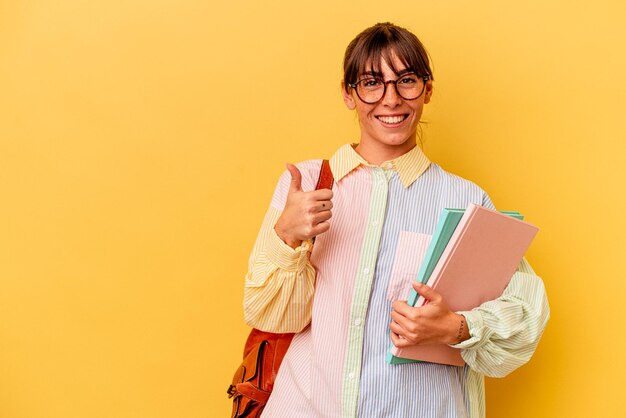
[390,203,539,366]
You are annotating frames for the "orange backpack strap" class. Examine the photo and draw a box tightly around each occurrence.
[316,159,334,191]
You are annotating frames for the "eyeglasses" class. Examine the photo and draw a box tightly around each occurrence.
[349,73,430,104]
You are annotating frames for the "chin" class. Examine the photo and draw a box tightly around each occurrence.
[379,134,415,148]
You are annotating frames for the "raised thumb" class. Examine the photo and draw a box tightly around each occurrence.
[286,163,302,193]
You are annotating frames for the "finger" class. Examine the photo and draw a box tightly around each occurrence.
[309,189,333,201]
[390,309,419,335]
[306,200,333,214]
[310,221,331,236]
[390,331,399,346]
[317,200,333,212]
[391,300,414,318]
[390,308,411,326]
[389,319,409,337]
[389,330,401,347]
[412,282,442,304]
[313,210,332,224]
[285,163,302,193]
[390,331,412,348]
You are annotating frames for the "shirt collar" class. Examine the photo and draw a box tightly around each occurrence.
[329,143,431,188]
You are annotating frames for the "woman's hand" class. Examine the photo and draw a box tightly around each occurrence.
[274,163,334,249]
[390,282,469,348]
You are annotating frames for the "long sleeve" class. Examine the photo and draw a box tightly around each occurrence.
[449,192,550,377]
[243,167,319,333]
[453,257,550,377]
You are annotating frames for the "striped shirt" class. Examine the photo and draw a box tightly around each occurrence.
[244,144,550,418]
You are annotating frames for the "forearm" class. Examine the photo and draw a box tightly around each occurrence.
[243,207,316,333]
[454,259,550,377]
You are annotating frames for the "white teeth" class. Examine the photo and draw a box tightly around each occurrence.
[377,115,405,124]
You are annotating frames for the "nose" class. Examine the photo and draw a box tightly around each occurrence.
[381,80,402,106]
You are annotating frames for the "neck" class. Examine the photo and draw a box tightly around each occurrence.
[354,138,417,165]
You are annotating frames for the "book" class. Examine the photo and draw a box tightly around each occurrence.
[407,209,523,306]
[386,204,537,366]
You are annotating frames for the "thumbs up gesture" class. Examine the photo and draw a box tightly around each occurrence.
[274,163,334,249]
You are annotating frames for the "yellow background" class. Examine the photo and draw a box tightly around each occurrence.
[1,0,625,417]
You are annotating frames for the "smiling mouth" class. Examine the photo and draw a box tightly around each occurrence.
[375,114,408,124]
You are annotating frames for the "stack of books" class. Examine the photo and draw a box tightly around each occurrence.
[386,203,538,366]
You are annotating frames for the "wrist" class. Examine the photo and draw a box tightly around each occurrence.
[447,312,469,345]
[450,313,470,344]
[274,223,302,249]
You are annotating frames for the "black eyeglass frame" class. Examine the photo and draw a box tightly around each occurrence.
[349,73,430,104]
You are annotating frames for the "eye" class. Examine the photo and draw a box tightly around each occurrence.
[398,74,418,84]
[362,78,383,87]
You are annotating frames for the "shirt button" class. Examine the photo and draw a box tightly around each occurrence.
[354,318,362,326]
[385,163,393,169]
[363,268,370,275]
[348,372,355,379]
[372,220,379,226]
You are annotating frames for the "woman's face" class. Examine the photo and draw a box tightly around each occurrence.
[342,53,433,158]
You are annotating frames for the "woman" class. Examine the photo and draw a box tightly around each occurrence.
[243,22,549,418]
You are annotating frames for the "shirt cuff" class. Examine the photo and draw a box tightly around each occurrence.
[449,310,485,350]
[266,227,313,272]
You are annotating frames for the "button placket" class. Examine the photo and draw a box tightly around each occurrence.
[341,167,390,418]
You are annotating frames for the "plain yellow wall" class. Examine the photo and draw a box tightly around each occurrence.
[1,1,625,417]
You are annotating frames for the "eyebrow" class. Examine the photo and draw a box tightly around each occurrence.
[360,71,383,78]
[396,68,415,76]
[360,68,415,78]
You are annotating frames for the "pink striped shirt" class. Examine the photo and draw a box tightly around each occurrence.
[244,144,549,418]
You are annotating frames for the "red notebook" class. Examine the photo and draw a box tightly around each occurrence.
[390,203,539,366]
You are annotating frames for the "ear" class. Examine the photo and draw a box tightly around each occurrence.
[341,80,356,110]
[423,80,434,104]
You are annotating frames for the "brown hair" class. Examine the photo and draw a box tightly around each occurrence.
[343,22,433,93]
